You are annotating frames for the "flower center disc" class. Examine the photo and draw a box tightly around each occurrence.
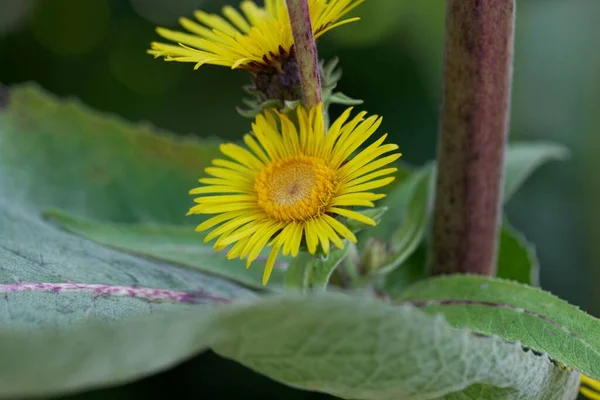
[255,155,337,222]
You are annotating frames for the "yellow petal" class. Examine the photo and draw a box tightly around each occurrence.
[323,215,357,243]
[262,243,281,285]
[328,207,376,227]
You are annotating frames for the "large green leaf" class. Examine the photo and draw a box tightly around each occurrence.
[0,84,254,321]
[0,83,222,224]
[0,293,579,399]
[399,274,600,380]
[0,198,254,325]
[441,381,579,400]
[43,209,285,291]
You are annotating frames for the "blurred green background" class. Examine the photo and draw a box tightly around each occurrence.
[1,0,599,398]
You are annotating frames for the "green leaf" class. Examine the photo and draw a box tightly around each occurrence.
[0,83,222,224]
[365,142,565,245]
[284,252,313,291]
[284,246,353,292]
[328,92,364,106]
[355,165,431,297]
[375,143,563,295]
[0,84,254,321]
[0,293,579,399]
[215,294,578,400]
[497,222,540,285]
[0,304,218,398]
[43,209,285,291]
[375,166,433,275]
[398,274,600,380]
[0,198,254,322]
[309,244,354,290]
[442,379,580,400]
[504,142,569,202]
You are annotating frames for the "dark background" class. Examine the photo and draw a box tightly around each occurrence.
[1,0,599,398]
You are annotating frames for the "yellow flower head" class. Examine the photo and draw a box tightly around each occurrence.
[581,376,600,399]
[148,0,363,71]
[187,105,401,285]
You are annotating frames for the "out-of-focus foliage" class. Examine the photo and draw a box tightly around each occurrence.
[2,0,600,398]
[0,83,583,400]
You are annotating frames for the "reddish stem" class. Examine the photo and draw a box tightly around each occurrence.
[431,0,516,276]
[286,0,322,109]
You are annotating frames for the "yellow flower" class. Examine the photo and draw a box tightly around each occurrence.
[581,376,600,399]
[148,0,363,71]
[187,105,401,285]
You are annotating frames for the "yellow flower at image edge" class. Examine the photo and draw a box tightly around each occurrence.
[581,375,600,399]
[148,0,363,71]
[187,105,401,285]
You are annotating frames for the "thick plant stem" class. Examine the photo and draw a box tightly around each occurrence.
[286,0,322,109]
[431,0,515,276]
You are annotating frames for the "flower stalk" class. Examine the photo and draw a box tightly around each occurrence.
[286,0,323,109]
[431,0,516,276]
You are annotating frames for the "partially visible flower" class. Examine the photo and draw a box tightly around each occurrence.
[187,104,401,285]
[148,0,362,72]
[581,375,600,399]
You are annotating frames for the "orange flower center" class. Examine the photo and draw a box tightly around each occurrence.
[255,155,337,222]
